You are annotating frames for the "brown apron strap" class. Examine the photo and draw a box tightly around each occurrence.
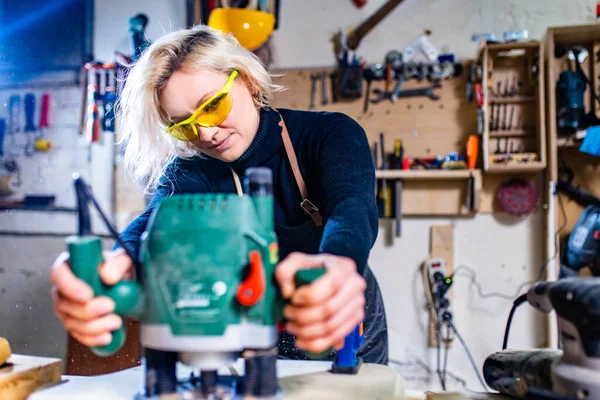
[275,111,323,227]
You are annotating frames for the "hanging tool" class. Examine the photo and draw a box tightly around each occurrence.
[102,64,117,132]
[494,101,501,131]
[370,81,441,103]
[489,103,495,132]
[7,95,20,158]
[507,106,515,131]
[85,62,103,143]
[329,71,338,104]
[466,136,478,212]
[0,119,5,159]
[391,139,404,237]
[501,104,508,130]
[24,93,36,157]
[128,13,151,62]
[466,63,475,102]
[363,64,380,113]
[38,93,50,140]
[309,73,318,109]
[377,133,392,218]
[320,72,328,106]
[345,0,407,50]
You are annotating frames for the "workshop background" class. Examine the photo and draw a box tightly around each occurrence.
[0,0,598,393]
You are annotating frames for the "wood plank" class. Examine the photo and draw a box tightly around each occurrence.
[489,96,535,104]
[548,24,600,46]
[0,354,62,400]
[428,225,454,348]
[375,169,479,180]
[486,40,542,52]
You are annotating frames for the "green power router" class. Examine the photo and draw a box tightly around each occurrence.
[65,168,365,399]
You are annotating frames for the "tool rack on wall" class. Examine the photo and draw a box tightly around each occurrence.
[547,24,600,266]
[479,40,547,173]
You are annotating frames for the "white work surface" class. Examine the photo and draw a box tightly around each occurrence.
[30,359,423,400]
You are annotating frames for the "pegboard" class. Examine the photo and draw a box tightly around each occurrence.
[271,67,477,158]
[271,67,544,215]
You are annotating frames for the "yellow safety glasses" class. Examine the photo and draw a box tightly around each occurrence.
[166,70,239,141]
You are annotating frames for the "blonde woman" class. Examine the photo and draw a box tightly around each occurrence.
[50,25,388,371]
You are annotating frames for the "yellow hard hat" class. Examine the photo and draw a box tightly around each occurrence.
[208,8,275,51]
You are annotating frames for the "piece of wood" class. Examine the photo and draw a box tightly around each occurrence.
[279,363,404,400]
[489,96,535,104]
[376,169,478,180]
[66,319,141,376]
[428,226,454,347]
[345,0,407,51]
[0,354,62,400]
[489,129,537,137]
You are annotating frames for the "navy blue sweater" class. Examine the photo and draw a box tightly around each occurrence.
[118,107,378,273]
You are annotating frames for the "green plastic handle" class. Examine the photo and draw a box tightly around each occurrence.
[66,235,143,356]
[293,267,333,359]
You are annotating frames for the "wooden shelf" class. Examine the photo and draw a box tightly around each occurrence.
[489,96,535,104]
[485,162,546,174]
[375,169,480,180]
[487,41,541,51]
[489,129,536,137]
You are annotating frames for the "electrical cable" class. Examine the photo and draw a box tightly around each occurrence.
[75,178,142,278]
[502,293,528,350]
[434,297,446,390]
[452,194,567,301]
[442,320,451,385]
[447,319,488,393]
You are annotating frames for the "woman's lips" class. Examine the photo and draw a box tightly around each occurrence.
[211,135,231,151]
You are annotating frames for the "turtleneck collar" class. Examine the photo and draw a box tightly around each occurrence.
[228,107,283,171]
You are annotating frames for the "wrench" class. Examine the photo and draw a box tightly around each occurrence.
[370,81,441,103]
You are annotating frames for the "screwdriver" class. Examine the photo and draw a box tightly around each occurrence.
[24,93,36,156]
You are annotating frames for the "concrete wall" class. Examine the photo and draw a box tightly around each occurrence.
[0,0,594,389]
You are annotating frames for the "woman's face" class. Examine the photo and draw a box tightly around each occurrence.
[160,68,260,162]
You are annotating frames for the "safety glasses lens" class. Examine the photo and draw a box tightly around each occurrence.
[196,93,233,127]
[170,123,198,141]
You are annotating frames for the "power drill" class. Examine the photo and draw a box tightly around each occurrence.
[557,179,600,279]
[65,168,363,399]
[484,278,600,399]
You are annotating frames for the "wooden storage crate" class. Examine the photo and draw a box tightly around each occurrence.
[479,40,547,173]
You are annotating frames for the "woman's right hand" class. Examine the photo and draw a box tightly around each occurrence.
[49,249,134,347]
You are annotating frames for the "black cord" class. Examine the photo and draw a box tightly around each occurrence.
[452,194,568,301]
[447,320,488,392]
[502,293,528,350]
[77,177,142,278]
[442,321,450,385]
[434,298,446,390]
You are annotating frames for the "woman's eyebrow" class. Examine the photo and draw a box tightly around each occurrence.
[169,90,219,122]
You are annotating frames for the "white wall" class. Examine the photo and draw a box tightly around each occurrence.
[270,0,595,68]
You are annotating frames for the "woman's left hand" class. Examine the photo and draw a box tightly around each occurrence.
[275,252,366,354]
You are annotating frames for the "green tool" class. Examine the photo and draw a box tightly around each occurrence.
[65,168,340,397]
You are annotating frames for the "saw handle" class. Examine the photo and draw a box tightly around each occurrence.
[66,235,142,356]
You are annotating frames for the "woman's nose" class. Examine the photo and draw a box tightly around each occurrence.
[197,125,219,143]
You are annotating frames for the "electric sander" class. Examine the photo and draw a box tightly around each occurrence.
[484,278,600,399]
[65,168,405,399]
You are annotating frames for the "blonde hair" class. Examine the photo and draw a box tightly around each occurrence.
[116,24,283,194]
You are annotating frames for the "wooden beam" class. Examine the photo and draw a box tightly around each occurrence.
[427,225,454,348]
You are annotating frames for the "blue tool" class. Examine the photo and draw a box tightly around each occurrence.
[0,119,5,157]
[332,323,364,374]
[24,93,36,156]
